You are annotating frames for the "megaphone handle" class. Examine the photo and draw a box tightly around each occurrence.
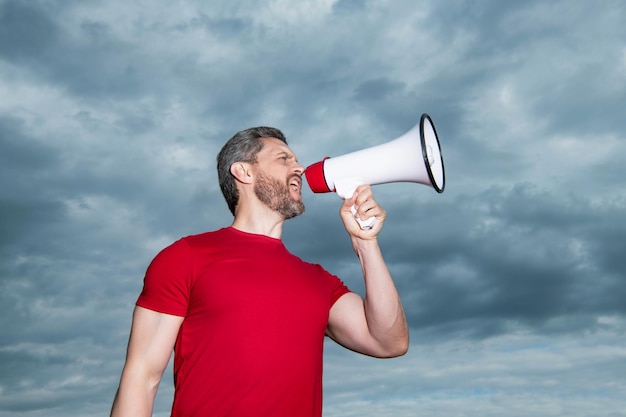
[350,206,376,230]
[334,179,376,230]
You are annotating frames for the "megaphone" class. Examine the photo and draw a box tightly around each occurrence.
[304,113,445,229]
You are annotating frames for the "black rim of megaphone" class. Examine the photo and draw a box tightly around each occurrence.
[420,113,445,193]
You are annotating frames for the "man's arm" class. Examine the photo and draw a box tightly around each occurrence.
[326,185,409,358]
[110,306,184,417]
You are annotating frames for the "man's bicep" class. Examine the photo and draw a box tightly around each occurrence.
[125,306,184,374]
[326,292,380,356]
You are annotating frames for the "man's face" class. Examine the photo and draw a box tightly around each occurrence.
[253,137,305,219]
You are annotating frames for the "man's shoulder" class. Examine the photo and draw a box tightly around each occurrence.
[180,227,231,247]
[151,228,231,264]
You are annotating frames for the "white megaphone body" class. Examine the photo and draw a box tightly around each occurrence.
[304,113,445,229]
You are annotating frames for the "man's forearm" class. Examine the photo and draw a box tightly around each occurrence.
[352,237,409,356]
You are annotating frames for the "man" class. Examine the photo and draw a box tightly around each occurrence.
[110,126,408,417]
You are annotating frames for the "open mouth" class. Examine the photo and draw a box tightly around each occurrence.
[289,175,302,193]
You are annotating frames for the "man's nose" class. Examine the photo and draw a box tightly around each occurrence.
[293,161,305,175]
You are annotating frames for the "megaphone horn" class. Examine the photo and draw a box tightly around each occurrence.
[305,113,445,195]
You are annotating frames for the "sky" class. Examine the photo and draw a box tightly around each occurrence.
[1,0,625,416]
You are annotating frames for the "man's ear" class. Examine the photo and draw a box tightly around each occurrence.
[230,162,254,184]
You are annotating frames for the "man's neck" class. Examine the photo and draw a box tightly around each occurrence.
[231,205,285,240]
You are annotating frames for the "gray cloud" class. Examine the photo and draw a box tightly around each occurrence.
[1,0,625,416]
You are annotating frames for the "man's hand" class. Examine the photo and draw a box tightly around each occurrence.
[339,184,387,240]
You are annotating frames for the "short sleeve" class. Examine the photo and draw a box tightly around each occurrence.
[329,277,350,307]
[314,264,350,307]
[136,238,193,317]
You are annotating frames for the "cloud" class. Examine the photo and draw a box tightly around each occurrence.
[1,0,625,416]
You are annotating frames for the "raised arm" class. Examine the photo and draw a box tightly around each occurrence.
[326,185,409,358]
[110,306,184,417]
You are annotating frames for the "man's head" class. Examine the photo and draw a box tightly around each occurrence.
[217,126,304,218]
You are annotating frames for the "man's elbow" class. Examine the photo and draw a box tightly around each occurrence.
[376,335,409,358]
[389,339,410,358]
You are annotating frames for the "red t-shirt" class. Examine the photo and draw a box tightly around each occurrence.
[136,227,350,417]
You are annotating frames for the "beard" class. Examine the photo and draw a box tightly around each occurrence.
[254,172,305,219]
